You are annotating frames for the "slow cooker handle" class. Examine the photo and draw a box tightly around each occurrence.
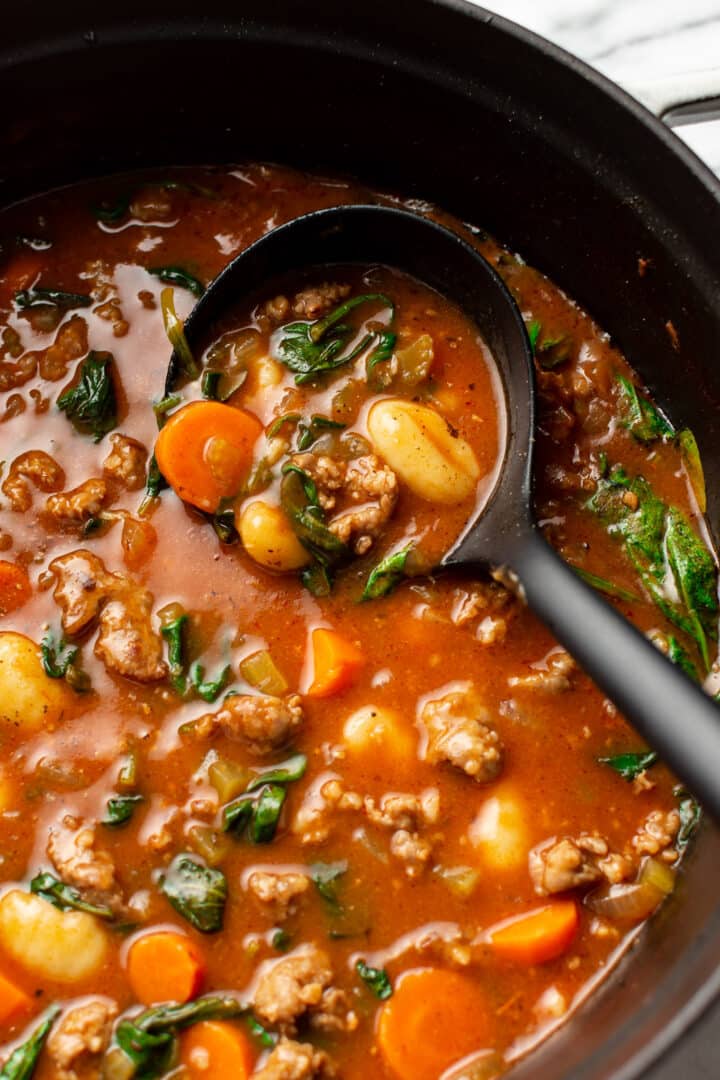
[619,68,720,127]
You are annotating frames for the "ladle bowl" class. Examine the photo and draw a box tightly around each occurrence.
[165,204,720,819]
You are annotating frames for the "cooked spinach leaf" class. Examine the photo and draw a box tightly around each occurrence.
[161,613,189,695]
[102,794,144,828]
[674,786,701,850]
[296,414,346,451]
[200,368,247,403]
[30,872,115,920]
[40,629,89,692]
[248,784,287,844]
[678,428,707,513]
[57,351,117,442]
[245,1015,279,1049]
[356,959,393,999]
[222,754,307,843]
[667,635,701,683]
[526,319,541,352]
[301,562,333,597]
[160,286,199,379]
[247,753,308,790]
[189,661,231,703]
[616,375,674,444]
[586,466,719,669]
[271,928,292,952]
[266,412,301,438]
[15,287,91,311]
[150,265,205,298]
[361,544,412,601]
[571,566,641,605]
[665,508,718,671]
[597,751,659,781]
[366,330,397,381]
[274,293,394,384]
[110,995,243,1079]
[152,392,182,427]
[138,454,168,518]
[310,859,348,911]
[160,854,226,933]
[40,629,78,679]
[93,195,130,223]
[280,464,349,593]
[211,504,239,545]
[0,1005,60,1080]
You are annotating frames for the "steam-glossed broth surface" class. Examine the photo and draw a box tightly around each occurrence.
[0,165,714,1080]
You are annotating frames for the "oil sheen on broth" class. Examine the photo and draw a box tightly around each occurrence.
[0,164,714,1080]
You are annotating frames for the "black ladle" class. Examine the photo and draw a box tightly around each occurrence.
[167,204,720,820]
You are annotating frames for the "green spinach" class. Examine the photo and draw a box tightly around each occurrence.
[0,1006,60,1080]
[274,293,394,384]
[361,545,412,601]
[57,351,117,442]
[15,288,91,311]
[356,960,393,1000]
[586,466,718,669]
[109,995,243,1079]
[161,614,189,695]
[572,566,641,605]
[675,786,701,850]
[40,629,78,679]
[160,855,227,933]
[280,464,349,593]
[310,860,348,911]
[296,414,346,451]
[189,661,231,703]
[222,754,307,844]
[597,751,659,781]
[30,872,115,920]
[102,794,144,828]
[616,374,674,444]
[149,266,205,298]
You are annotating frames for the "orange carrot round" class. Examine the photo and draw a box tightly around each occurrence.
[307,627,365,698]
[377,967,490,1080]
[0,562,31,616]
[488,899,579,965]
[126,930,205,1005]
[155,400,262,513]
[179,1020,254,1079]
[0,971,32,1025]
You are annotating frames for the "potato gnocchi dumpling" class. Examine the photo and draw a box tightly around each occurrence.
[0,891,108,982]
[0,631,73,731]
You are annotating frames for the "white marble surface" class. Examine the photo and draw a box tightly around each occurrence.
[471,0,720,174]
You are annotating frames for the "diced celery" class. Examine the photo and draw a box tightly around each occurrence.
[240,650,288,695]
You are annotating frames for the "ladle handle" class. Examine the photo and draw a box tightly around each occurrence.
[511,527,720,819]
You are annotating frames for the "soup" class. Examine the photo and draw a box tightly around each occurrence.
[0,164,714,1080]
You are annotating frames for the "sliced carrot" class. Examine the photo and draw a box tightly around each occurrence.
[0,251,43,307]
[377,967,491,1080]
[154,400,262,513]
[178,1020,254,1079]
[126,930,205,1005]
[307,627,365,698]
[488,899,579,965]
[0,562,31,616]
[0,970,32,1024]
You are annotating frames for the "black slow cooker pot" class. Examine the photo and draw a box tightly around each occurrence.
[2,4,720,1077]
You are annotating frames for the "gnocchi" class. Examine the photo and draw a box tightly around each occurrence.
[468,787,529,872]
[367,399,480,504]
[0,890,108,982]
[0,631,73,732]
[238,500,311,572]
[343,704,417,761]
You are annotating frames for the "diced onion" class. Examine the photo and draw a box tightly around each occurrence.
[240,649,288,695]
[639,855,676,896]
[586,880,664,921]
[434,865,480,900]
